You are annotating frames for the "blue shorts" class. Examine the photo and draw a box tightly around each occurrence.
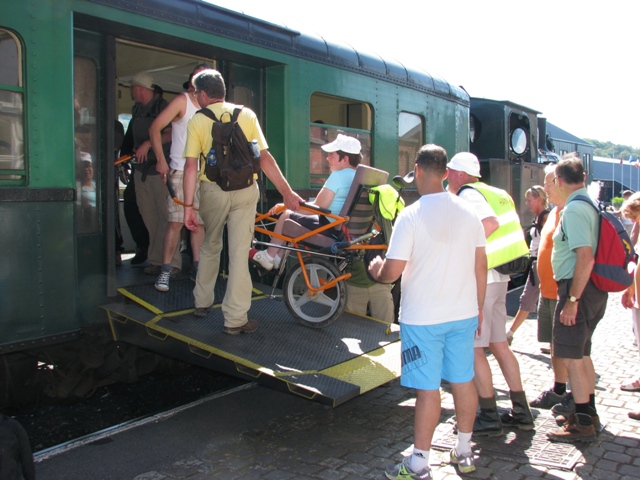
[400,317,477,390]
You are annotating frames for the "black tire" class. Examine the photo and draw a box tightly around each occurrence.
[283,257,346,328]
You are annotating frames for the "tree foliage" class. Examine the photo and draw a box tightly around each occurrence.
[585,138,640,160]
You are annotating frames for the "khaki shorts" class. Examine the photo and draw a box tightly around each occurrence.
[167,169,203,225]
[474,281,508,348]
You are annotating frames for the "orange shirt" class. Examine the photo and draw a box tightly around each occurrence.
[537,206,560,299]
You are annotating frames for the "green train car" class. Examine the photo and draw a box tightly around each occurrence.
[0,0,469,404]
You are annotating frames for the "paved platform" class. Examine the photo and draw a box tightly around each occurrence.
[35,290,640,479]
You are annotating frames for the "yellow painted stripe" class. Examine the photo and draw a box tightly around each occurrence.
[116,287,164,315]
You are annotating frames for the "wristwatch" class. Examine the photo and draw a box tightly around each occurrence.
[569,295,580,303]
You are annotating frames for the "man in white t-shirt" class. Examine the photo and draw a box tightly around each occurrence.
[369,144,486,479]
[447,152,533,437]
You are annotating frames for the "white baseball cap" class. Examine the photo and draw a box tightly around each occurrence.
[130,72,154,90]
[321,134,362,155]
[446,152,481,178]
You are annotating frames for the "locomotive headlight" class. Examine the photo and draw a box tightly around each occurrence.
[510,127,527,155]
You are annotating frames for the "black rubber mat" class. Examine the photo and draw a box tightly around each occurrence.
[153,296,397,373]
[118,277,236,313]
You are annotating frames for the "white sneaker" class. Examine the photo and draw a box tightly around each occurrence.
[250,249,274,270]
[155,271,171,292]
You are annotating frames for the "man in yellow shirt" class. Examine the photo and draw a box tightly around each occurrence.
[183,69,303,335]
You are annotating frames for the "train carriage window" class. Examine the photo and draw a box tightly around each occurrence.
[74,57,99,234]
[0,29,25,182]
[310,93,371,186]
[398,112,423,176]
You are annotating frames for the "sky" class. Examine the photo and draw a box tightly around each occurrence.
[206,0,639,149]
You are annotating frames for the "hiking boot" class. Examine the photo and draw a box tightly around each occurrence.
[249,249,274,270]
[556,412,602,432]
[500,390,534,430]
[547,413,596,443]
[450,448,476,474]
[473,408,504,436]
[223,319,259,335]
[551,392,575,416]
[384,456,432,480]
[130,249,148,266]
[155,271,171,292]
[529,388,567,409]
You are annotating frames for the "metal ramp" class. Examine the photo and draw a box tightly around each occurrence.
[102,278,401,407]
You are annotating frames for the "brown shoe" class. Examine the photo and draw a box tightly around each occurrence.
[223,319,258,335]
[193,306,213,318]
[547,413,596,443]
[556,413,602,433]
[629,411,640,421]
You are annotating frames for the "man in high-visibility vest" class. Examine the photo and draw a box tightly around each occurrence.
[447,152,534,436]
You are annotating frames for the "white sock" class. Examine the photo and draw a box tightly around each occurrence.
[262,251,274,261]
[410,448,430,471]
[455,431,472,456]
[274,254,282,266]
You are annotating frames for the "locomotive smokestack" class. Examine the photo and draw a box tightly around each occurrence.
[538,117,547,150]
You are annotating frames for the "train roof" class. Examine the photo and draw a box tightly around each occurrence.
[470,97,541,115]
[92,0,469,106]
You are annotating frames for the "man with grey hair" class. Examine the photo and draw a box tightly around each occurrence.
[546,153,607,443]
[123,72,175,275]
[528,164,570,410]
[182,69,304,335]
[370,144,486,478]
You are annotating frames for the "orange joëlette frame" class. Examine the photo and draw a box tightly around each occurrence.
[254,204,387,296]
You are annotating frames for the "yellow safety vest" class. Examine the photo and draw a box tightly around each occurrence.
[461,182,529,270]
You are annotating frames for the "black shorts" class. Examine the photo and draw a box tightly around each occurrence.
[288,212,340,239]
[553,279,608,359]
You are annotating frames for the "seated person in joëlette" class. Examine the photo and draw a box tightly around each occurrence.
[250,134,362,270]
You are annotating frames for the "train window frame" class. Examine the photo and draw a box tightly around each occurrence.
[309,92,371,187]
[0,28,26,183]
[398,112,423,177]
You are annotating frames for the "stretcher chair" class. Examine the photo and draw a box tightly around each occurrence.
[253,164,391,327]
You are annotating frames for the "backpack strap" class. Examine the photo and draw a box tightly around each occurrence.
[197,107,219,122]
[231,106,244,123]
[559,194,599,243]
[568,194,599,213]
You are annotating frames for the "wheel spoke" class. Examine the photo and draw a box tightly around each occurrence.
[292,292,314,309]
[308,264,322,287]
[314,291,339,308]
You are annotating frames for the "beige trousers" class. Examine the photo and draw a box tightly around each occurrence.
[194,181,259,327]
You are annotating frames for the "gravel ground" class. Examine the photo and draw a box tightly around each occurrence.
[12,365,244,452]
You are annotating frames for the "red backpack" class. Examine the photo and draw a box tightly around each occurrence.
[565,195,635,292]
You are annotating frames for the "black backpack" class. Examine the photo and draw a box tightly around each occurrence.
[197,106,261,191]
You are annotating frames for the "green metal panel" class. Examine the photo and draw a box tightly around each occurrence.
[0,202,77,346]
